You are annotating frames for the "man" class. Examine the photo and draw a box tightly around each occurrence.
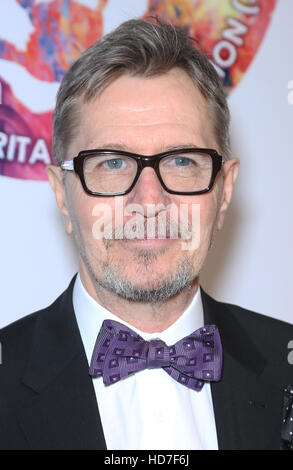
[1,18,293,451]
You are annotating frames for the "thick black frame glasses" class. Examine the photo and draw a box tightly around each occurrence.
[60,148,223,196]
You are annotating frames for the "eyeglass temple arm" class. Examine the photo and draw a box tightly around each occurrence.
[60,160,74,170]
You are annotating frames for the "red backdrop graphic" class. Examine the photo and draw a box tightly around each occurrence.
[0,0,276,181]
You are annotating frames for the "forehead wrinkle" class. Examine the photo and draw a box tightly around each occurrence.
[73,71,217,156]
[88,121,195,129]
[97,103,204,118]
[115,104,169,112]
[84,121,212,154]
[85,142,202,153]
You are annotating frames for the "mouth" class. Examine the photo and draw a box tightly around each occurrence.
[120,236,175,248]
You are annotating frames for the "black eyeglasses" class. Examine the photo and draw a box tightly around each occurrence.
[60,148,223,196]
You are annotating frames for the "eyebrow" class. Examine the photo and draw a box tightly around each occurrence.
[92,142,201,153]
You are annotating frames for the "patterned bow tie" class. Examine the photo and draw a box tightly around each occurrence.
[89,319,223,391]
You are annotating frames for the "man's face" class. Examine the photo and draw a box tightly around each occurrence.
[48,68,239,302]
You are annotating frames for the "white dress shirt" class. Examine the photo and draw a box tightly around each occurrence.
[73,273,219,450]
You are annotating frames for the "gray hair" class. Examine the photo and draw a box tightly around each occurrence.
[52,18,231,165]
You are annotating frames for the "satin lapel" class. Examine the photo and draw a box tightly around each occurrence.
[201,288,285,450]
[18,275,107,450]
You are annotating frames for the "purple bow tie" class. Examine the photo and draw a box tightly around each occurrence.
[89,319,223,391]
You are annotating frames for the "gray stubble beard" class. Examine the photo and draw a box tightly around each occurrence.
[98,244,197,303]
[72,215,198,303]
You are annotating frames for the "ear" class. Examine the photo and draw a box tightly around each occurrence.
[46,165,73,235]
[216,158,240,230]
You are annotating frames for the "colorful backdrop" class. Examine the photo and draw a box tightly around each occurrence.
[0,0,292,327]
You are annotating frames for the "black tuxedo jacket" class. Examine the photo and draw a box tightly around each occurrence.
[1,274,293,450]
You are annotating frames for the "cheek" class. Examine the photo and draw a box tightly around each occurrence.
[183,192,219,240]
[200,194,218,231]
[70,184,115,241]
[176,192,218,223]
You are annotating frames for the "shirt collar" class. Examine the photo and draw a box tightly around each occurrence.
[73,272,204,364]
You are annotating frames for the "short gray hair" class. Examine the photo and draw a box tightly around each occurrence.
[52,18,231,165]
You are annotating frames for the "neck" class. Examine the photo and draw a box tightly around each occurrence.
[78,262,199,333]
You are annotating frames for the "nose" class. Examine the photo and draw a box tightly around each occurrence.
[127,166,170,212]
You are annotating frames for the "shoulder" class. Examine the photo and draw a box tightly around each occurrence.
[0,288,63,343]
[201,288,293,358]
[0,275,77,379]
[0,309,42,372]
[0,274,77,338]
[221,296,293,337]
[0,303,54,388]
[202,287,293,330]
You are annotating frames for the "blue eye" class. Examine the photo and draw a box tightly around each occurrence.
[173,157,191,166]
[104,158,125,169]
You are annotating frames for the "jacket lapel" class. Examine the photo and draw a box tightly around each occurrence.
[201,288,285,450]
[18,275,107,450]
